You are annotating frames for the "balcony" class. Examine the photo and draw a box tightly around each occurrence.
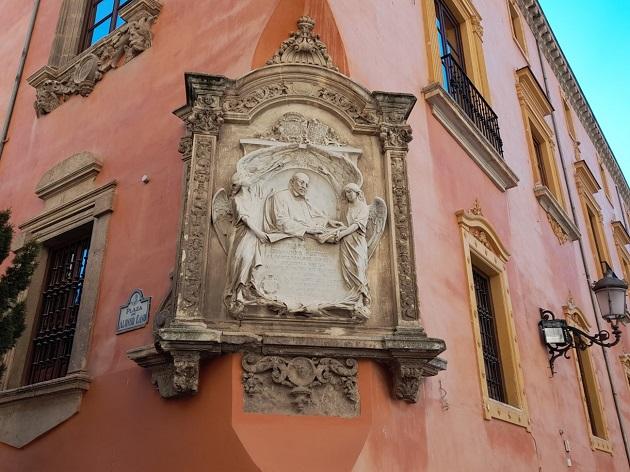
[423,54,518,192]
[441,54,504,156]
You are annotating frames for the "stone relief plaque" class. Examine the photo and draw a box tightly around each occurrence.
[211,113,386,321]
[128,16,446,409]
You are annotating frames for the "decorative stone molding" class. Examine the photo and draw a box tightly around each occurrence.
[19,181,116,241]
[574,160,601,197]
[422,83,519,192]
[516,0,630,215]
[242,354,359,416]
[457,207,531,429]
[533,185,580,243]
[612,221,630,248]
[390,361,424,403]
[0,373,90,448]
[267,16,338,71]
[255,112,347,146]
[28,0,162,116]
[129,16,446,407]
[35,151,102,200]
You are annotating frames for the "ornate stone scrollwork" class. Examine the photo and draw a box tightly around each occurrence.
[254,112,347,146]
[242,354,359,416]
[180,136,214,313]
[390,361,424,403]
[379,124,413,151]
[317,89,379,125]
[186,95,225,135]
[390,152,418,321]
[172,351,200,394]
[223,82,290,114]
[29,0,162,116]
[267,16,338,71]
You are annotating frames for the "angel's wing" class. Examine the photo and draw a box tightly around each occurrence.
[211,188,233,254]
[366,197,387,260]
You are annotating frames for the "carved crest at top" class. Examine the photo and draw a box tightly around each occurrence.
[267,16,338,71]
[256,112,347,146]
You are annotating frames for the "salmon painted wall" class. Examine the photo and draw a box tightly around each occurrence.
[0,0,629,471]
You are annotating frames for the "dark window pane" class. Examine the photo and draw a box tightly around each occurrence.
[27,234,91,385]
[473,268,507,403]
[532,133,549,187]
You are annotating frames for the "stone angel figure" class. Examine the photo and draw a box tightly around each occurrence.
[318,183,387,319]
[212,176,269,317]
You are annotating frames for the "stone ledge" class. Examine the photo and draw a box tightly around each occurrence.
[28,0,162,116]
[128,326,446,403]
[423,82,519,192]
[534,184,580,242]
[35,152,102,200]
[0,373,91,448]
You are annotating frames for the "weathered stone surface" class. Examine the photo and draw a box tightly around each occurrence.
[242,354,359,416]
[35,151,102,201]
[0,373,90,448]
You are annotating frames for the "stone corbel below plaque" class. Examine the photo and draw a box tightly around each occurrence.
[28,0,162,116]
[128,16,446,412]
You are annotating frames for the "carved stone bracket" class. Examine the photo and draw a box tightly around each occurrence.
[28,0,162,116]
[390,361,424,402]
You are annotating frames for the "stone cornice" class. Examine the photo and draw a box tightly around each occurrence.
[516,0,630,212]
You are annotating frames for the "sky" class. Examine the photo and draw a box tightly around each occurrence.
[537,1,630,180]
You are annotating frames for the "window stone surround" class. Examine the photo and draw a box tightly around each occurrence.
[0,152,115,448]
[28,0,162,116]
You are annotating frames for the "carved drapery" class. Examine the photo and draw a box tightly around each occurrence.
[129,17,446,409]
[28,0,162,116]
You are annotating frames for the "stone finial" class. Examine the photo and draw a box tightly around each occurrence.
[267,16,338,71]
[470,199,483,216]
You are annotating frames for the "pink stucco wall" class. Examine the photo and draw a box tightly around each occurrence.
[0,0,629,470]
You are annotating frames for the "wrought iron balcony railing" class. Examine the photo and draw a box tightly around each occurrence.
[441,54,504,157]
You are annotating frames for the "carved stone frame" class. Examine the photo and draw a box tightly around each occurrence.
[129,21,446,404]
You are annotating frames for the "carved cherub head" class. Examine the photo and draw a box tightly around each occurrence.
[289,172,310,198]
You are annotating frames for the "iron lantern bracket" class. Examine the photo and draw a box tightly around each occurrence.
[538,308,622,375]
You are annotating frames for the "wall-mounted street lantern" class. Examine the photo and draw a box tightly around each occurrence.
[539,263,627,374]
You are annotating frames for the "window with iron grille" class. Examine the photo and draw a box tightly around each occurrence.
[26,230,91,385]
[472,267,507,403]
[81,0,133,50]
